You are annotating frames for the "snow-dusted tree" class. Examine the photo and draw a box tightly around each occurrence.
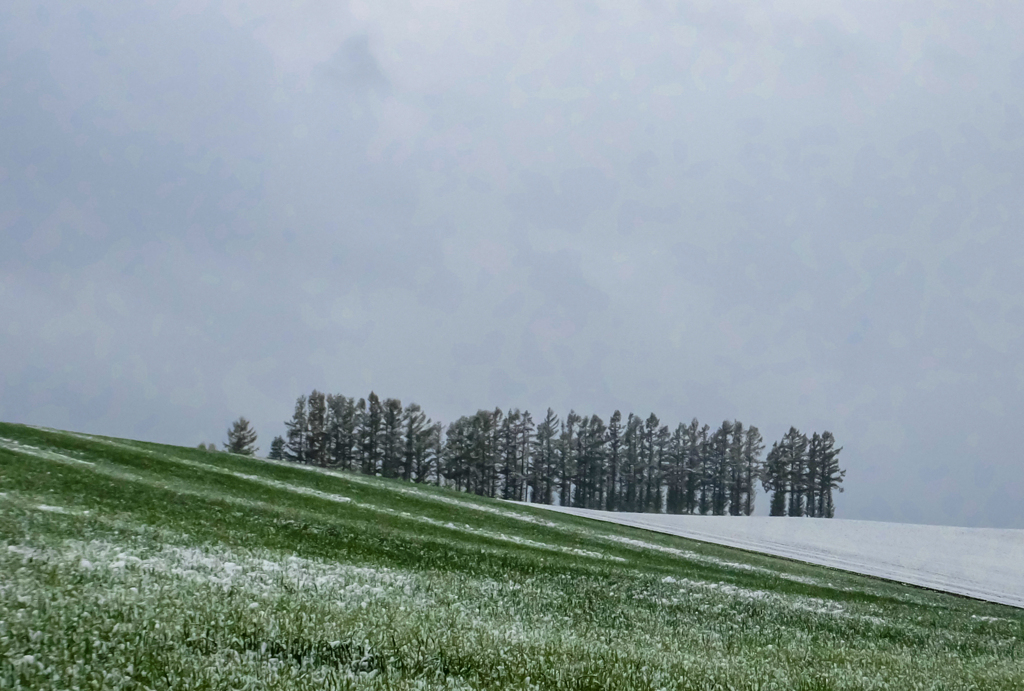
[268,435,285,460]
[224,417,258,456]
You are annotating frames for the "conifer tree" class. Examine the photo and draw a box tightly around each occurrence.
[517,411,535,502]
[728,421,744,516]
[576,415,607,509]
[361,393,383,475]
[805,432,823,517]
[818,431,845,518]
[665,423,687,514]
[710,420,733,515]
[740,425,764,515]
[683,418,701,514]
[500,409,521,500]
[225,417,258,456]
[606,411,623,510]
[640,414,658,512]
[327,395,358,469]
[443,416,473,491]
[284,395,308,463]
[559,411,579,506]
[697,423,713,515]
[483,408,503,497]
[268,435,286,460]
[424,422,441,484]
[532,409,559,504]
[380,398,404,478]
[402,403,428,482]
[784,428,809,517]
[653,423,670,512]
[763,440,787,516]
[306,390,328,466]
[623,413,642,511]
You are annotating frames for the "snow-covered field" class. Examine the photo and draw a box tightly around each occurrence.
[533,506,1024,609]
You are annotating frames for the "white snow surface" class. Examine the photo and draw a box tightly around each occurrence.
[533,506,1024,609]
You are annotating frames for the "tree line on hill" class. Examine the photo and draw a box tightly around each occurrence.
[231,390,846,518]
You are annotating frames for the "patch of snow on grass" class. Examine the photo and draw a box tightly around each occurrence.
[0,438,96,466]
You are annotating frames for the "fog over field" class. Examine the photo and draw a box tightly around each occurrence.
[2,1,1024,527]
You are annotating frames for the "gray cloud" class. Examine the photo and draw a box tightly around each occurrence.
[2,0,1024,526]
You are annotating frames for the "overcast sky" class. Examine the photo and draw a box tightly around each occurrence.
[2,0,1023,527]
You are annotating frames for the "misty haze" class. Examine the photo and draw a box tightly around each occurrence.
[2,1,1023,689]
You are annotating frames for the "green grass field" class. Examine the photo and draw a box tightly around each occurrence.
[0,422,1021,690]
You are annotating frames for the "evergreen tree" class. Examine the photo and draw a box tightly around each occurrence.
[380,398,404,478]
[740,426,764,515]
[641,414,660,512]
[558,411,579,506]
[306,390,328,466]
[225,416,258,456]
[710,420,733,515]
[606,411,623,511]
[763,440,787,516]
[665,423,687,514]
[818,431,845,518]
[327,395,358,470]
[361,393,383,475]
[482,408,503,497]
[805,432,823,517]
[284,395,308,463]
[517,411,535,502]
[268,435,286,460]
[500,409,521,500]
[784,428,809,517]
[429,422,445,486]
[728,421,744,516]
[683,419,701,514]
[402,402,429,482]
[575,415,607,509]
[619,414,636,511]
[532,409,559,504]
[443,416,473,491]
[697,423,712,515]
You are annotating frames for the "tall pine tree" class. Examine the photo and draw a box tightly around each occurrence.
[284,396,308,464]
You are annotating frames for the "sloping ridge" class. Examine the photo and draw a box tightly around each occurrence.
[533,506,1024,609]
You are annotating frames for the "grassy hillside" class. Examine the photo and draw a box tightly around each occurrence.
[0,423,1021,690]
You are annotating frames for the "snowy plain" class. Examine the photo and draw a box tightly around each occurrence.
[531,506,1024,609]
